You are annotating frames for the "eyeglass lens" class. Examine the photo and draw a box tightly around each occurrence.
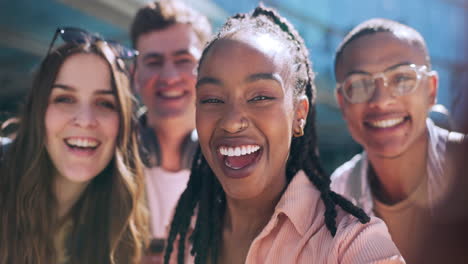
[60,28,96,44]
[343,65,420,103]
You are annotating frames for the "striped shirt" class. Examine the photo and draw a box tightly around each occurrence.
[172,171,404,263]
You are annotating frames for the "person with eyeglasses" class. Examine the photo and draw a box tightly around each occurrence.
[331,18,467,263]
[129,1,212,262]
[0,28,148,263]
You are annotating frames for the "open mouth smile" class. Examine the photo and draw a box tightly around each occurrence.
[364,116,410,130]
[218,144,262,172]
[64,137,101,155]
[158,90,188,100]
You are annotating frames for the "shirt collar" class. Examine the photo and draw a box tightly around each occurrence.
[272,171,322,236]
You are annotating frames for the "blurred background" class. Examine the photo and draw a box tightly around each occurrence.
[0,0,467,173]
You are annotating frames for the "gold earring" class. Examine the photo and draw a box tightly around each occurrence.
[293,119,305,137]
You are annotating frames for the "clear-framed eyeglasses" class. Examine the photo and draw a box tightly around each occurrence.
[336,64,435,104]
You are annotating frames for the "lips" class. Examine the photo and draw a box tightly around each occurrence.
[366,117,407,128]
[219,145,261,170]
[64,137,101,155]
[363,111,411,130]
[158,90,187,99]
[216,143,263,178]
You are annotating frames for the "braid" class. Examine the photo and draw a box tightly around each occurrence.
[192,160,218,264]
[165,5,371,264]
[164,147,225,264]
[251,5,370,236]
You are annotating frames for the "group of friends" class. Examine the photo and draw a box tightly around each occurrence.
[1,0,467,263]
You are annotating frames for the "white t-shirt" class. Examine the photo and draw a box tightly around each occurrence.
[145,167,190,238]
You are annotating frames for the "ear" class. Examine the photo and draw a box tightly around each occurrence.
[295,95,309,118]
[427,70,439,106]
[335,88,346,117]
[293,95,309,132]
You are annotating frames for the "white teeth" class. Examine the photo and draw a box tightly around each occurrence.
[369,118,405,128]
[161,90,184,98]
[66,138,98,148]
[234,147,241,156]
[219,145,260,157]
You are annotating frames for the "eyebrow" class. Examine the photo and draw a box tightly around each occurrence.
[246,73,283,87]
[196,72,283,89]
[385,61,413,71]
[345,61,415,77]
[196,77,221,88]
[143,49,194,61]
[52,84,115,95]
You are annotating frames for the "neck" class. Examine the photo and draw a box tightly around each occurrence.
[54,176,89,219]
[367,131,429,205]
[147,112,195,172]
[223,180,286,242]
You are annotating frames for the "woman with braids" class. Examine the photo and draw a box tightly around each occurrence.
[165,6,404,264]
[0,28,148,263]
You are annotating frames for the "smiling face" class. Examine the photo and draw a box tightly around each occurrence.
[196,33,308,200]
[45,53,119,189]
[134,23,202,121]
[335,32,438,158]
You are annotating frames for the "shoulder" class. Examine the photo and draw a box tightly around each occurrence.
[295,197,403,263]
[330,153,363,192]
[331,212,405,263]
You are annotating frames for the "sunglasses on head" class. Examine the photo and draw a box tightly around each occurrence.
[47,27,138,59]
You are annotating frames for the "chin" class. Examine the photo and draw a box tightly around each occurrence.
[61,168,102,184]
[368,145,409,159]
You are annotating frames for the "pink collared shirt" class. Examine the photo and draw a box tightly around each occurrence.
[172,171,404,263]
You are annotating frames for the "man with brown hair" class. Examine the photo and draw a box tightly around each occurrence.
[130,0,211,261]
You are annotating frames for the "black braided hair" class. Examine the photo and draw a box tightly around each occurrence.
[164,5,370,264]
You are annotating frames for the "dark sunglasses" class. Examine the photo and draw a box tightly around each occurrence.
[47,27,138,59]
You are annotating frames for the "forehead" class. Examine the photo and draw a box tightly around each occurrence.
[199,34,289,81]
[55,53,111,88]
[336,32,427,79]
[136,23,202,55]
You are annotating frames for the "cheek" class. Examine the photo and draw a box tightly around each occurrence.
[44,106,65,139]
[139,74,158,93]
[196,112,216,144]
[105,114,120,142]
[181,67,197,89]
[342,104,363,124]
[256,105,293,140]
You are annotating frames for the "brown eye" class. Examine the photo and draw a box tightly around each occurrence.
[248,95,275,102]
[97,100,117,110]
[53,95,75,104]
[200,98,223,104]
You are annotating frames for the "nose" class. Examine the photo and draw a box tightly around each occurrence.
[159,62,182,85]
[73,104,98,128]
[368,77,396,108]
[219,103,249,134]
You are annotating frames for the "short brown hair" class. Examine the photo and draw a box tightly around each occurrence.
[130,0,212,48]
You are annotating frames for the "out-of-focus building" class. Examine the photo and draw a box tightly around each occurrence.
[0,0,466,172]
